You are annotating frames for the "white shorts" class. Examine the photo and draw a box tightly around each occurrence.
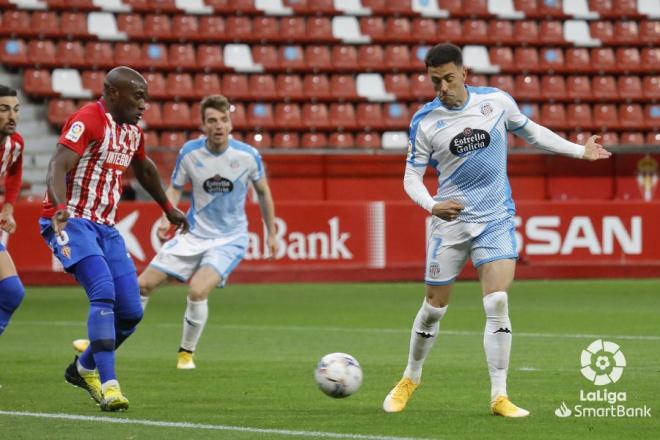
[149,232,248,287]
[425,217,517,285]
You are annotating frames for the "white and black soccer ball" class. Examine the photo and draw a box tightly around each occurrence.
[314,352,363,398]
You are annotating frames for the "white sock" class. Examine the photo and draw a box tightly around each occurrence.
[403,299,447,384]
[180,297,208,352]
[483,291,512,401]
[101,379,119,393]
[76,359,96,376]
[140,295,149,311]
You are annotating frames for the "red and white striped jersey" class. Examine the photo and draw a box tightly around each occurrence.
[42,99,146,225]
[0,132,24,204]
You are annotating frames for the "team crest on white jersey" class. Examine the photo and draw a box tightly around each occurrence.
[65,121,85,142]
[480,103,494,117]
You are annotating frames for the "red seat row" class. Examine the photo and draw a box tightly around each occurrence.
[509,131,660,148]
[516,103,659,131]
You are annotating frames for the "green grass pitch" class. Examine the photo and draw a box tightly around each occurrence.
[0,279,658,439]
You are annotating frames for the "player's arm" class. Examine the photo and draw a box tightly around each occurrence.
[514,120,611,161]
[47,145,82,233]
[131,157,189,233]
[0,153,23,233]
[253,177,278,259]
[156,185,183,240]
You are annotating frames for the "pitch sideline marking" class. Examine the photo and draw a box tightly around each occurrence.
[0,410,434,440]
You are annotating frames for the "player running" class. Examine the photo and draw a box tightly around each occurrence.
[40,67,188,411]
[383,43,611,417]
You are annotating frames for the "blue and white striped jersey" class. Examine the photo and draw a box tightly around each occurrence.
[406,85,529,222]
[171,137,264,239]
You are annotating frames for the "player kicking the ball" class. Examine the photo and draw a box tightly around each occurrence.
[75,94,278,370]
[383,44,611,417]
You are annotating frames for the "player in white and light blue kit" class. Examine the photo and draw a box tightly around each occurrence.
[139,95,278,369]
[383,44,611,417]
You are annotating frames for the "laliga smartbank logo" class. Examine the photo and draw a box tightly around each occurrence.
[555,339,652,419]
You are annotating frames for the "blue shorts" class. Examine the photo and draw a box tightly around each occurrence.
[39,217,136,277]
[0,242,5,252]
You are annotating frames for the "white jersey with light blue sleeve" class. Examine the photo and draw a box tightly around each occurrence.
[406,85,528,223]
[171,137,264,239]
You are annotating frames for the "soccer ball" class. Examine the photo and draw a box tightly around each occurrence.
[314,352,363,398]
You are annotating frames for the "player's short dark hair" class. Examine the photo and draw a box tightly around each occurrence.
[200,95,231,122]
[0,85,18,97]
[424,43,463,68]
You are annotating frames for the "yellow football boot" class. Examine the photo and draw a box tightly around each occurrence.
[176,351,196,369]
[491,396,530,417]
[383,378,419,413]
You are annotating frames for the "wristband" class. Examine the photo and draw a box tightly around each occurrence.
[163,200,174,213]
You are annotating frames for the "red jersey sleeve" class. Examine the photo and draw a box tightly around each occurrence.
[57,105,105,155]
[4,133,23,204]
[133,130,146,161]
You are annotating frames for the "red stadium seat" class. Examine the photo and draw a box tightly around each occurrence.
[81,71,105,97]
[462,0,489,15]
[639,20,660,45]
[278,45,305,70]
[489,47,514,71]
[279,17,305,41]
[489,20,514,45]
[142,102,162,129]
[513,20,539,45]
[31,11,60,38]
[599,132,619,146]
[467,74,488,87]
[144,14,171,41]
[384,45,411,71]
[411,45,429,70]
[565,48,591,73]
[613,21,639,45]
[302,103,330,129]
[615,48,641,72]
[143,130,160,148]
[410,73,434,100]
[230,0,258,14]
[305,45,332,71]
[384,103,409,129]
[619,132,645,145]
[358,45,384,71]
[568,131,593,145]
[252,16,279,42]
[566,75,593,101]
[199,16,225,39]
[300,132,328,149]
[588,0,612,15]
[541,75,566,100]
[540,48,565,72]
[226,16,252,41]
[540,104,567,129]
[539,21,564,44]
[169,44,197,70]
[197,45,225,71]
[489,75,514,95]
[592,75,618,100]
[172,15,199,41]
[60,12,88,38]
[514,75,540,101]
[252,45,278,70]
[165,73,195,99]
[513,0,537,15]
[0,39,28,66]
[48,99,76,126]
[332,46,359,71]
[274,103,302,129]
[56,41,86,68]
[117,13,144,39]
[329,75,357,100]
[591,48,616,72]
[514,47,539,72]
[646,132,660,145]
[272,132,300,149]
[566,103,593,129]
[463,20,489,44]
[643,104,659,129]
[247,103,274,129]
[642,76,660,100]
[190,102,201,127]
[593,104,619,129]
[328,133,355,149]
[612,0,638,16]
[159,131,186,149]
[143,72,167,99]
[306,16,333,42]
[384,73,410,99]
[538,0,564,16]
[222,74,250,100]
[85,42,114,69]
[589,21,614,45]
[162,102,192,129]
[249,74,277,100]
[641,48,659,72]
[276,74,304,100]
[140,43,169,70]
[28,40,56,67]
[244,132,272,149]
[437,0,462,15]
[618,104,645,129]
[2,10,31,37]
[385,17,411,41]
[618,76,643,100]
[230,103,246,129]
[355,132,381,149]
[23,69,53,97]
[412,18,437,43]
[385,0,413,14]
[356,103,383,130]
[303,74,330,100]
[437,20,462,43]
[329,103,357,130]
[519,103,540,121]
[360,17,385,39]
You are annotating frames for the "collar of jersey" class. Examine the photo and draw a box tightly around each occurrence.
[204,138,230,156]
[436,86,471,112]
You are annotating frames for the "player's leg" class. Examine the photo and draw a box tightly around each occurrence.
[0,247,25,336]
[137,266,169,310]
[112,271,143,350]
[473,218,528,417]
[383,223,470,413]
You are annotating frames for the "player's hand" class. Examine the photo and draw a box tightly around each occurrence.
[266,234,278,260]
[0,212,16,234]
[156,214,171,242]
[432,200,465,221]
[582,135,612,161]
[52,208,70,236]
[166,207,189,234]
